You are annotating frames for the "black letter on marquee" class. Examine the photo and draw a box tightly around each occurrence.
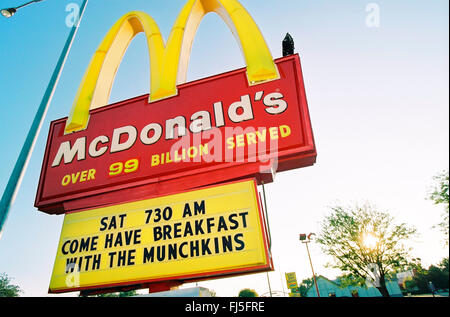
[239,212,249,228]
[228,214,239,230]
[179,242,189,258]
[201,238,212,255]
[79,237,90,253]
[194,200,205,215]
[182,203,192,218]
[217,216,228,232]
[143,247,154,264]
[153,227,162,242]
[168,244,178,260]
[127,250,136,266]
[100,217,108,231]
[104,233,113,249]
[222,235,233,253]
[62,240,70,255]
[234,233,245,251]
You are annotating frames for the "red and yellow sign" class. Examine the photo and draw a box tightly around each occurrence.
[36,0,316,295]
[49,179,271,293]
[35,54,316,214]
[34,0,315,214]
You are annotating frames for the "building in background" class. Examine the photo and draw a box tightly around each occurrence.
[305,276,403,297]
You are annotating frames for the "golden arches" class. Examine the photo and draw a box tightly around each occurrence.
[65,0,279,134]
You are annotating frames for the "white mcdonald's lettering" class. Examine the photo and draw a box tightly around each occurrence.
[51,93,289,167]
[65,0,279,135]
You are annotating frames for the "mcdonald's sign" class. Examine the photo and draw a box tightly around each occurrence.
[35,0,316,215]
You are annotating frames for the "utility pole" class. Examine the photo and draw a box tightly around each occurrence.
[300,233,320,297]
[0,0,89,238]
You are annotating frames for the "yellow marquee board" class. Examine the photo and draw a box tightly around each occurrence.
[285,272,298,289]
[49,179,272,293]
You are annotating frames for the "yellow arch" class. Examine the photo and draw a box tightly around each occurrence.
[65,0,279,134]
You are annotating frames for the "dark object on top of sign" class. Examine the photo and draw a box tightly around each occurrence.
[283,33,295,57]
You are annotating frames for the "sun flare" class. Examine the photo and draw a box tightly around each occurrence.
[362,232,379,250]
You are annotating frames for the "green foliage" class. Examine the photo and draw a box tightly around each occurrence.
[94,293,119,297]
[428,264,449,290]
[429,171,450,206]
[81,290,137,297]
[316,202,417,296]
[0,273,22,297]
[298,277,314,297]
[238,288,258,297]
[404,259,429,294]
[335,273,366,288]
[207,289,217,297]
[428,170,449,244]
[403,257,449,294]
[118,290,137,297]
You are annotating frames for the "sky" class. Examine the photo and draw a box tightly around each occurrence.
[0,0,448,297]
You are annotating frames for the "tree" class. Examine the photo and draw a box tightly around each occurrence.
[208,289,217,297]
[238,288,258,297]
[428,170,449,244]
[427,257,449,291]
[298,277,314,297]
[316,202,417,297]
[118,290,137,297]
[404,257,449,294]
[0,273,22,297]
[80,290,137,297]
[404,258,429,294]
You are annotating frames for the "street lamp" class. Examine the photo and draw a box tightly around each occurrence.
[300,232,320,297]
[0,0,89,238]
[1,8,17,18]
[1,0,44,18]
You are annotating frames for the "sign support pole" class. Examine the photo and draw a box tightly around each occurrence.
[0,0,88,238]
[261,182,272,248]
[261,182,273,297]
[304,241,320,297]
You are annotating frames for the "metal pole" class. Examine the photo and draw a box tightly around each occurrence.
[266,272,273,297]
[15,0,45,10]
[261,182,272,248]
[280,271,287,297]
[304,241,320,297]
[261,182,273,297]
[0,0,89,238]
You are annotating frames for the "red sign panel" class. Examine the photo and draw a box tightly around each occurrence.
[35,54,316,214]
